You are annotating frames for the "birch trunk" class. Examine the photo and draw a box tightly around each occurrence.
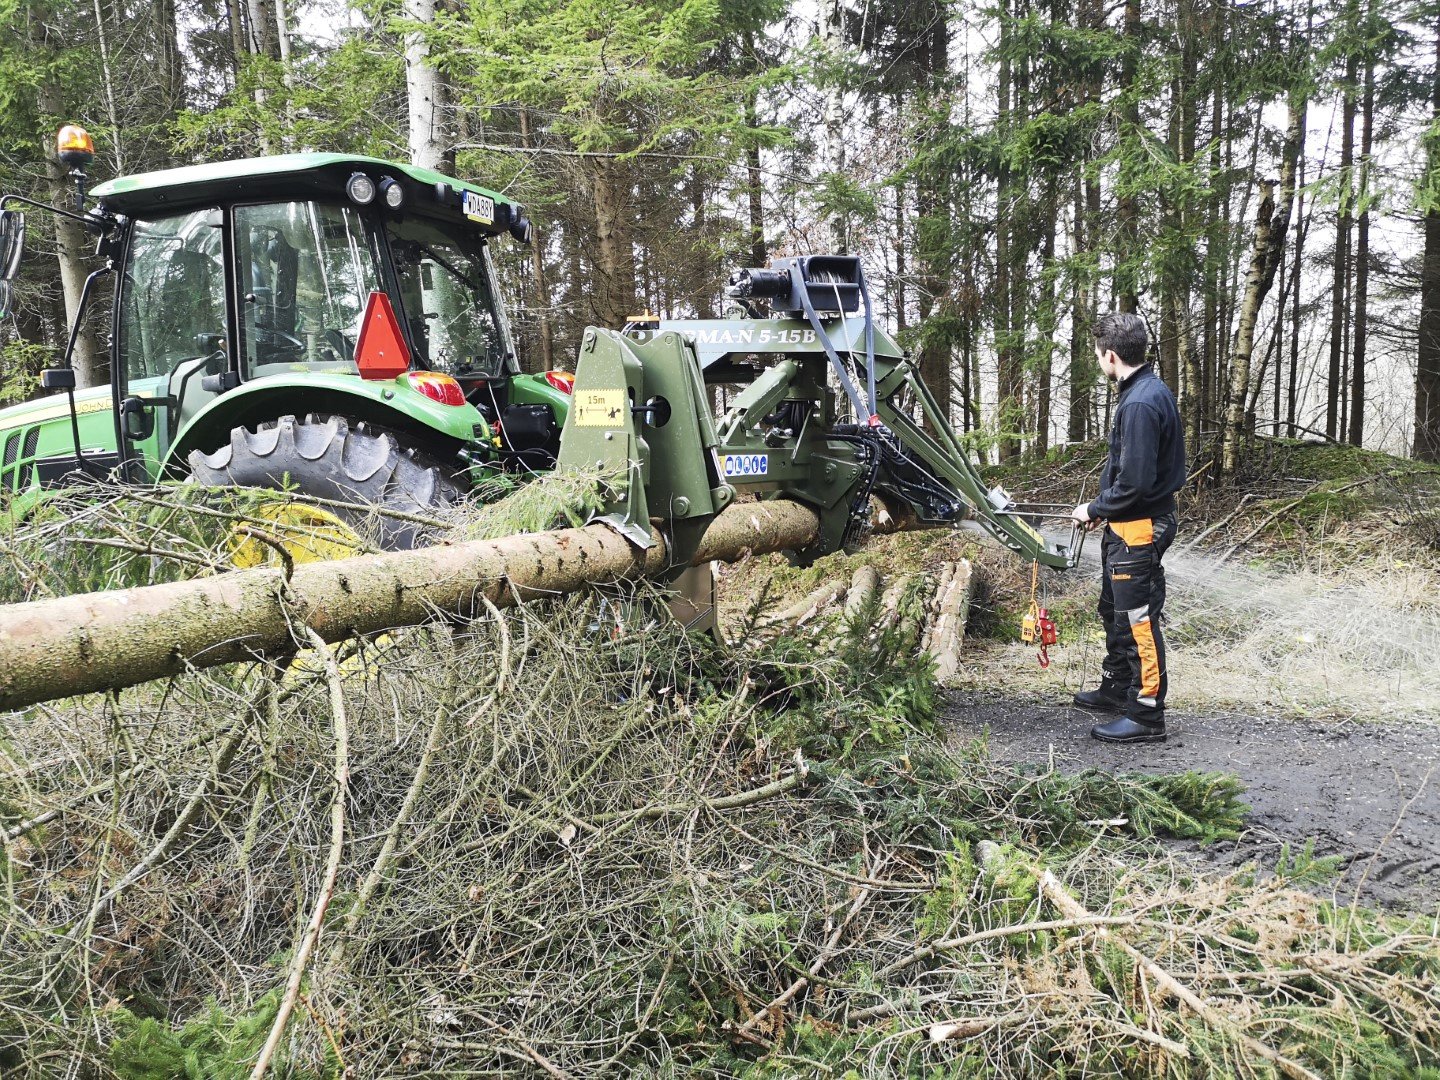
[405,0,447,173]
[1221,94,1304,475]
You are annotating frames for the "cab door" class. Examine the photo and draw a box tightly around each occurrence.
[114,207,228,469]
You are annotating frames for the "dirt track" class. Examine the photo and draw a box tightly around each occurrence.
[947,693,1440,911]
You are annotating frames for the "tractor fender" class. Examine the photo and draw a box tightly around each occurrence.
[164,372,485,475]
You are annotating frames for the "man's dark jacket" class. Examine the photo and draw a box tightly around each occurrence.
[1087,363,1186,522]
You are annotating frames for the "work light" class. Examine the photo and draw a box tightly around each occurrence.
[346,172,377,205]
[379,176,405,209]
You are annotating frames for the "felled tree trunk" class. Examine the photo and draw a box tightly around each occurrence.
[0,502,828,711]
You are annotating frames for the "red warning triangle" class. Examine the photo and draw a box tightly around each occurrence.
[355,291,411,380]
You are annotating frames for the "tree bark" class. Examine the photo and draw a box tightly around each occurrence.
[37,80,106,388]
[1349,49,1374,448]
[1327,46,1358,440]
[1221,95,1303,474]
[0,501,897,712]
[591,158,637,328]
[1418,16,1440,462]
[995,0,1020,461]
[821,0,847,253]
[225,0,246,77]
[1036,203,1057,456]
[1115,0,1142,314]
[405,0,448,173]
[518,109,554,370]
[915,8,952,434]
[744,86,766,268]
[1222,180,1275,474]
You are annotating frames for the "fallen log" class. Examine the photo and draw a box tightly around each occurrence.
[0,501,826,712]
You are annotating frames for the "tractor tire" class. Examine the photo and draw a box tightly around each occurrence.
[188,414,463,550]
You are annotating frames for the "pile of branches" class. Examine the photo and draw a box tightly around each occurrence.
[0,486,1437,1078]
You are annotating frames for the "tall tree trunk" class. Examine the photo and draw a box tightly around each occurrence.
[894,187,907,332]
[1417,18,1440,462]
[744,86,766,268]
[1327,47,1358,440]
[821,0,847,253]
[518,110,554,371]
[91,0,125,173]
[244,0,277,151]
[1036,210,1056,456]
[405,0,448,173]
[1222,181,1276,474]
[153,0,185,123]
[1221,95,1304,474]
[1288,162,1308,437]
[915,7,952,433]
[37,79,105,388]
[995,0,1020,461]
[1069,175,1091,443]
[1270,240,1286,433]
[1349,50,1374,447]
[225,0,246,77]
[1115,0,1142,313]
[592,160,637,328]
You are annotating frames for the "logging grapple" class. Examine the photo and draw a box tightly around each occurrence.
[0,126,1080,608]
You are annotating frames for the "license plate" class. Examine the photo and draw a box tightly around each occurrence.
[462,190,494,225]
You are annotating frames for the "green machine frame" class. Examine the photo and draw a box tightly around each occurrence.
[556,255,1082,580]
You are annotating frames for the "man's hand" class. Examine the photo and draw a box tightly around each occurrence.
[1072,502,1103,532]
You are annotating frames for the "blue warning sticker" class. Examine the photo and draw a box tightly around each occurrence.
[720,453,769,478]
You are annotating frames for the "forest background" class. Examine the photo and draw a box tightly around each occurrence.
[2,0,1439,470]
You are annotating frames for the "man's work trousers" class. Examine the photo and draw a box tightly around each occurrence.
[1097,514,1177,725]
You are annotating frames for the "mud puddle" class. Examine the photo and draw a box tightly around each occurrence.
[946,692,1439,912]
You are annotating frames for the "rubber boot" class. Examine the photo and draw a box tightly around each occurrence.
[1072,682,1129,712]
[1090,715,1166,744]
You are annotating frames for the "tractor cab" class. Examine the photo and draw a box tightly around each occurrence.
[0,139,572,510]
[90,153,540,467]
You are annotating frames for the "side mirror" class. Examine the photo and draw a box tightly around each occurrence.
[0,280,10,320]
[0,210,25,281]
[120,395,155,442]
[40,367,76,391]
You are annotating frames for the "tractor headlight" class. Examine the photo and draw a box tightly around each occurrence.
[346,172,377,205]
[379,176,405,209]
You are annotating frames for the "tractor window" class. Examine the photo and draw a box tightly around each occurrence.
[233,201,379,376]
[119,209,226,381]
[387,217,508,378]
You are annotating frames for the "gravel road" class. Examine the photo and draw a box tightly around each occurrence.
[947,693,1440,911]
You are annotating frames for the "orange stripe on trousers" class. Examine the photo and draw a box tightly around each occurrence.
[1132,617,1162,699]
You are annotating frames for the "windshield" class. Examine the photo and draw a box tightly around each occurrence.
[119,208,226,381]
[234,201,379,376]
[387,217,508,378]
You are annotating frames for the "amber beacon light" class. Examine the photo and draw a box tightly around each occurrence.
[56,125,95,169]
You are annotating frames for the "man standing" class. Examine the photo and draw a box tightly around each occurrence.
[1071,313,1186,744]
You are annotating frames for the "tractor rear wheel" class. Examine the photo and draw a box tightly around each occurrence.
[188,414,463,550]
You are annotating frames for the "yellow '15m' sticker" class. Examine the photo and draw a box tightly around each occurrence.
[573,389,626,428]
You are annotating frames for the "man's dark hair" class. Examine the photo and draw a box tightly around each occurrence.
[1092,312,1150,369]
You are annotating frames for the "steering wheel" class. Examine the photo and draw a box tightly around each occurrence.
[253,326,307,361]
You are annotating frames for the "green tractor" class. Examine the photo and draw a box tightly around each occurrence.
[0,127,574,547]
